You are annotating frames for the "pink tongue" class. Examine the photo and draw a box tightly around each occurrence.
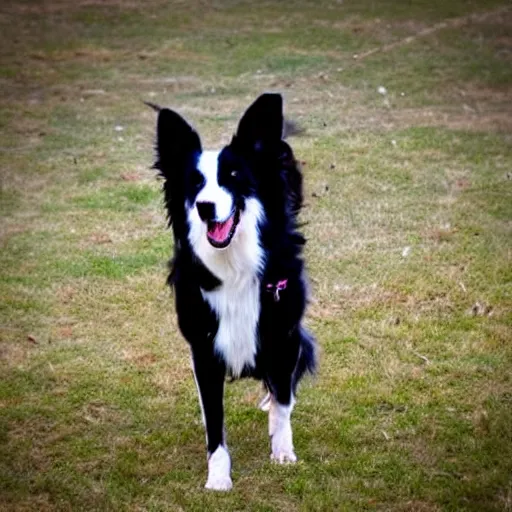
[208,214,234,243]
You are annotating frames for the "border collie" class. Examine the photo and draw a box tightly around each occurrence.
[148,94,316,491]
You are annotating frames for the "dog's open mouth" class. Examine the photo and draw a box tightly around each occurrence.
[206,209,240,248]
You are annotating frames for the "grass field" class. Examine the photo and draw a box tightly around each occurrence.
[1,0,511,510]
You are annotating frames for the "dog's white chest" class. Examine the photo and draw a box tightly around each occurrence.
[202,278,260,377]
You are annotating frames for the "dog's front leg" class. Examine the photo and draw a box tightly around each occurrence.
[192,351,232,491]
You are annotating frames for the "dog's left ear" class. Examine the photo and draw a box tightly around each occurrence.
[235,93,283,150]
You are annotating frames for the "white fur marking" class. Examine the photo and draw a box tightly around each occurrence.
[205,445,232,491]
[269,397,297,464]
[196,150,233,221]
[259,392,272,412]
[190,197,265,376]
[204,276,259,376]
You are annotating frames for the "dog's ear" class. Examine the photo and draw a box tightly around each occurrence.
[235,93,283,150]
[152,108,201,176]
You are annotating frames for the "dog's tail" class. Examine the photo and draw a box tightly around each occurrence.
[283,119,305,139]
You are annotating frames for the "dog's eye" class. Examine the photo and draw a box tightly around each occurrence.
[192,171,205,189]
[230,170,238,178]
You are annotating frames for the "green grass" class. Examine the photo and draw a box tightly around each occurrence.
[1,0,512,510]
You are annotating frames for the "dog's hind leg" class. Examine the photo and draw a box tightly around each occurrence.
[258,387,272,412]
[265,325,316,463]
[264,331,303,464]
[268,394,297,463]
[191,350,232,491]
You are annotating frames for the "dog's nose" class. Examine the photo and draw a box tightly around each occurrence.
[196,201,216,222]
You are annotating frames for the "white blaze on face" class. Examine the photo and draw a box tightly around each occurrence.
[187,149,237,254]
[196,150,233,221]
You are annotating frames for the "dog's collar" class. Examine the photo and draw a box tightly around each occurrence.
[265,279,288,302]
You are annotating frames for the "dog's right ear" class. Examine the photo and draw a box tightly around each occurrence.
[147,103,202,177]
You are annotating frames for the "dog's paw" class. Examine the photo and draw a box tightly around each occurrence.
[271,433,297,464]
[271,448,297,464]
[205,445,232,491]
[205,475,233,491]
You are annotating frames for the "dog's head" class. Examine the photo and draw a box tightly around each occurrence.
[152,94,302,252]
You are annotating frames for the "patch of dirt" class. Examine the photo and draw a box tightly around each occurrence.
[454,177,471,190]
[456,85,512,103]
[493,35,512,48]
[89,232,113,244]
[0,342,29,365]
[56,286,76,304]
[57,326,74,339]
[425,226,458,243]
[120,172,143,182]
[29,48,116,63]
[0,223,29,241]
[0,494,54,512]
[121,348,158,367]
[81,400,125,425]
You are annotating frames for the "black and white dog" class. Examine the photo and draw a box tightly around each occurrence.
[149,94,316,490]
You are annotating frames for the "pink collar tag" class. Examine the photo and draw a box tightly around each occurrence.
[266,279,288,302]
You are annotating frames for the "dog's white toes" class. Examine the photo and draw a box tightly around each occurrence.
[205,475,233,491]
[271,433,297,464]
[271,449,297,464]
[206,445,232,491]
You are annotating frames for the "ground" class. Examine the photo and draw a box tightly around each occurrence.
[1,0,511,510]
